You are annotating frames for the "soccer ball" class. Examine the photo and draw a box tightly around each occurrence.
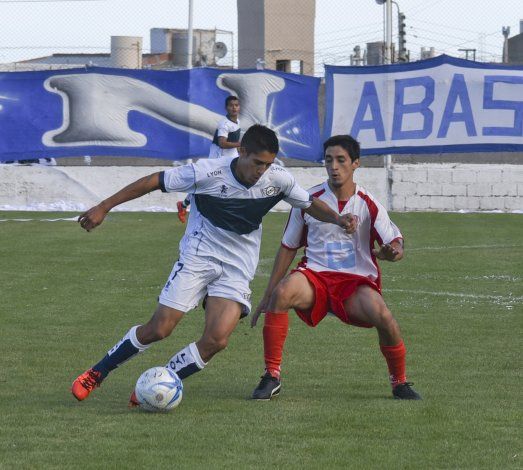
[134,366,183,412]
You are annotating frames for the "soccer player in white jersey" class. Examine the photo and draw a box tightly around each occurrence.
[250,134,421,401]
[177,96,241,223]
[71,125,357,405]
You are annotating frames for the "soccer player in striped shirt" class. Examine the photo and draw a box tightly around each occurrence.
[251,134,421,401]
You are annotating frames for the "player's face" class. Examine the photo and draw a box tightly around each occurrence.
[237,148,276,185]
[226,100,240,118]
[324,145,360,188]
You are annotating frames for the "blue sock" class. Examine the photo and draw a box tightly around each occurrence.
[93,326,150,378]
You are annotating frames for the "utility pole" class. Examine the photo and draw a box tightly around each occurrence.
[187,0,194,69]
[502,26,510,63]
[398,12,407,62]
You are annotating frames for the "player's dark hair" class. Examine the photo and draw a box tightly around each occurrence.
[225,95,239,107]
[241,124,279,155]
[323,135,360,162]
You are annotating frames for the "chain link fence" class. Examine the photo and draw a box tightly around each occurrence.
[2,0,519,72]
[1,0,521,165]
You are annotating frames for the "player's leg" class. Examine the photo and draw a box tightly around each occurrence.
[73,255,209,402]
[165,297,242,379]
[253,272,315,400]
[72,304,184,401]
[345,286,421,399]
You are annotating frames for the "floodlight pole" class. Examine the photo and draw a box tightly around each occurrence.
[376,0,394,209]
[187,0,194,69]
[385,0,393,209]
[385,0,393,64]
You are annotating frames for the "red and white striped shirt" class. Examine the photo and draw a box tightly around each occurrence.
[281,182,402,285]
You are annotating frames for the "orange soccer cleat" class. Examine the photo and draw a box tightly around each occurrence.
[71,368,103,401]
[177,201,187,224]
[128,390,140,408]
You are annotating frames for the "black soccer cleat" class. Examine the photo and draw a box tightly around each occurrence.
[251,372,281,400]
[392,382,422,400]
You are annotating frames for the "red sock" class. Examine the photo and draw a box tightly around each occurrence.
[263,311,289,379]
[380,341,407,387]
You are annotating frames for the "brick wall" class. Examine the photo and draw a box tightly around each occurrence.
[0,164,521,212]
[392,164,522,212]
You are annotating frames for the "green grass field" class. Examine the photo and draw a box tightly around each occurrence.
[0,211,521,469]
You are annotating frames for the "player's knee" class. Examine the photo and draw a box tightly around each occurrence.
[270,282,295,310]
[153,326,173,341]
[202,335,228,354]
[139,318,175,343]
[143,324,172,342]
[374,305,394,328]
[380,311,400,336]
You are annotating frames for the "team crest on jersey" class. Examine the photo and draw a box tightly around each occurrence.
[220,184,228,196]
[262,186,281,197]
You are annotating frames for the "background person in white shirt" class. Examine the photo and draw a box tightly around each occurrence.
[250,134,421,401]
[177,96,241,223]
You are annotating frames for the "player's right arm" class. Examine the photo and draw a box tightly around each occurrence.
[79,162,198,232]
[78,172,162,232]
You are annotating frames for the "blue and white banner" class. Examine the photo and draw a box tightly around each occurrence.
[324,55,523,155]
[0,67,321,162]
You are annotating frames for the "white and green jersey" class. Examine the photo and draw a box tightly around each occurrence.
[160,156,312,280]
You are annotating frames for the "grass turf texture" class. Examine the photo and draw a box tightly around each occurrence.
[0,211,521,469]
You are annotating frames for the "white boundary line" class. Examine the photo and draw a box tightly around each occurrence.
[385,288,522,302]
[0,217,78,222]
[408,244,522,251]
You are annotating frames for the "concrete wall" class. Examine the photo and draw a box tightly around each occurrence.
[237,0,315,74]
[0,165,385,212]
[264,0,315,75]
[0,164,521,213]
[391,164,523,212]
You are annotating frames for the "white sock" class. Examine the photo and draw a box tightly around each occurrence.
[166,342,207,380]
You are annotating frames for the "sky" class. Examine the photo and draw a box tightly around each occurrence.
[0,0,521,74]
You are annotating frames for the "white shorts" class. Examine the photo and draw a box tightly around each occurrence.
[158,252,252,314]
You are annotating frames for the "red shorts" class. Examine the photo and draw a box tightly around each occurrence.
[292,268,381,328]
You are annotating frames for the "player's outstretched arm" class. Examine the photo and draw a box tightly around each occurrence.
[372,239,404,262]
[251,245,298,327]
[78,172,162,232]
[304,197,357,234]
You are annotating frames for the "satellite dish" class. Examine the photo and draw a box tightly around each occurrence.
[213,42,228,59]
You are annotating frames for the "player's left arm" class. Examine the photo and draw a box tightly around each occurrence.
[304,197,358,234]
[372,237,404,262]
[372,207,404,262]
[281,174,356,233]
[216,121,240,149]
[217,136,240,149]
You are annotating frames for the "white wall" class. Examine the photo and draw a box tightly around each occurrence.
[392,164,523,212]
[0,164,521,212]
